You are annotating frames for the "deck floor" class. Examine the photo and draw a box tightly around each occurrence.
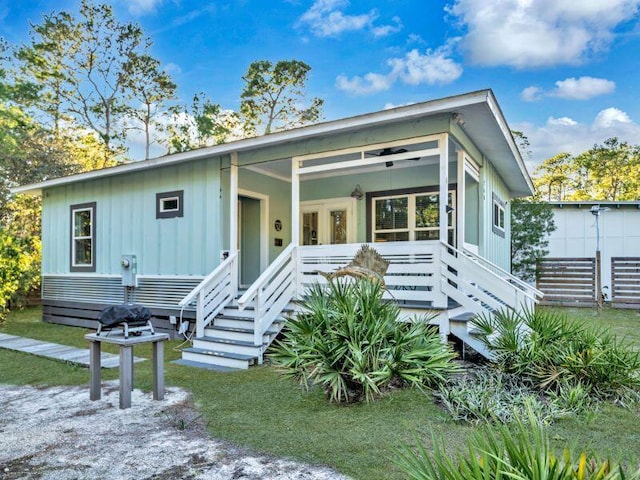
[0,333,145,369]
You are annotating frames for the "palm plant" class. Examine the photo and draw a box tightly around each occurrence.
[395,406,640,479]
[270,278,460,403]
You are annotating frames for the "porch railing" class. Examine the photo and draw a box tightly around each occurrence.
[178,251,238,337]
[439,241,538,315]
[237,243,297,346]
[296,241,446,307]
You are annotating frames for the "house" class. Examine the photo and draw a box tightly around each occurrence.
[12,89,541,369]
[538,201,640,308]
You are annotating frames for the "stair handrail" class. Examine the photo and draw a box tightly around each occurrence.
[178,250,238,307]
[455,243,544,299]
[237,243,296,310]
[440,241,541,302]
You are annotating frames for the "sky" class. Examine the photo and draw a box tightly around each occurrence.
[1,0,640,169]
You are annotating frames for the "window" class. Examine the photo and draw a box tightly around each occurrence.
[492,193,506,238]
[369,188,456,244]
[70,202,96,272]
[156,190,184,219]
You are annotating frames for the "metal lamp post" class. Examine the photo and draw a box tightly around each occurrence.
[590,205,609,312]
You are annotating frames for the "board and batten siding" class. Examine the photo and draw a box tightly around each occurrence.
[480,159,511,271]
[42,157,223,276]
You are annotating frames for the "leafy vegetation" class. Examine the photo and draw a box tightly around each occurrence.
[473,309,640,403]
[2,307,640,479]
[270,278,459,403]
[396,407,640,480]
[436,367,568,425]
[511,198,556,281]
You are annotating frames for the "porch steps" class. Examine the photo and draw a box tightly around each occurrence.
[449,311,494,360]
[178,301,292,371]
[171,358,241,372]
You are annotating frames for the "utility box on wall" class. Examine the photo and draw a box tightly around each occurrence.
[121,254,137,287]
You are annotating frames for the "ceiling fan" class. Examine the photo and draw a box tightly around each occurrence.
[366,147,420,167]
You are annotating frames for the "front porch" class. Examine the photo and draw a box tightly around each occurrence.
[177,239,540,370]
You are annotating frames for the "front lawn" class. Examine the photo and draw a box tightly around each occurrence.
[1,306,639,479]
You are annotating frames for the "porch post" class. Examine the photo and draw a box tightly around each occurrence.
[456,149,465,250]
[230,153,239,295]
[435,134,450,310]
[291,158,300,245]
[439,134,449,244]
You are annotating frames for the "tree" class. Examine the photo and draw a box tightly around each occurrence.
[240,59,323,136]
[532,153,575,201]
[122,53,176,159]
[574,138,640,201]
[511,198,556,282]
[167,92,239,153]
[17,0,175,163]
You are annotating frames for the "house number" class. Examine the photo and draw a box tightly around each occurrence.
[274,219,282,231]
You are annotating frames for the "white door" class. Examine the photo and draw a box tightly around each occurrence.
[301,198,356,245]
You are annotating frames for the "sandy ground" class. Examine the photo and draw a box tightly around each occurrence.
[0,382,349,480]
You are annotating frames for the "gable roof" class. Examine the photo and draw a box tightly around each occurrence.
[12,89,534,196]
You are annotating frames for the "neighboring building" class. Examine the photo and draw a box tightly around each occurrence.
[539,201,640,307]
[13,89,540,369]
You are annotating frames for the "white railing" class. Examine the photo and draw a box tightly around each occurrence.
[297,240,446,308]
[179,251,238,337]
[237,243,297,346]
[461,247,543,300]
[440,242,538,315]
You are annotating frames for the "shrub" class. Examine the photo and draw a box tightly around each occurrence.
[270,278,460,404]
[436,367,566,425]
[473,309,640,402]
[395,407,640,480]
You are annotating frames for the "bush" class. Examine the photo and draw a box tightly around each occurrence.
[395,407,640,480]
[473,309,640,403]
[436,367,567,425]
[270,278,460,403]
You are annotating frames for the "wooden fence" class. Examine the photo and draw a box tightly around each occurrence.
[536,258,596,307]
[611,257,640,309]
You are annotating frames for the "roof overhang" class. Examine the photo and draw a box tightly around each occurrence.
[11,89,534,197]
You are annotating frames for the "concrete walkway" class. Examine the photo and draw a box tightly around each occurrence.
[0,333,144,369]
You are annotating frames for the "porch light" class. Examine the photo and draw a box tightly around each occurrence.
[446,205,455,213]
[453,112,465,126]
[350,184,364,200]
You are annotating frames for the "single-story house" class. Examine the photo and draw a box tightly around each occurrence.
[13,89,540,369]
[538,201,640,308]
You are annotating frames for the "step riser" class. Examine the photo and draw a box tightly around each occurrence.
[193,339,263,356]
[220,308,255,319]
[215,318,254,329]
[204,328,273,343]
[182,351,250,369]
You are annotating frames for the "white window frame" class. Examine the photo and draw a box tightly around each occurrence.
[160,196,180,213]
[371,190,456,242]
[492,193,506,238]
[70,202,96,272]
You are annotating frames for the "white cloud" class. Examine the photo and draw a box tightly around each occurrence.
[371,16,403,38]
[522,76,616,102]
[512,108,640,169]
[336,72,395,95]
[298,0,377,37]
[125,0,162,16]
[521,86,542,102]
[593,107,632,128]
[164,63,182,75]
[551,77,616,100]
[448,0,640,67]
[336,45,462,95]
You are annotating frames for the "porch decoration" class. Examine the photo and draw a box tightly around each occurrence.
[318,244,390,284]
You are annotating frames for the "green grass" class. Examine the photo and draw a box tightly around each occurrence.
[1,306,640,478]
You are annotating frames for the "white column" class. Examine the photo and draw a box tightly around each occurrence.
[439,134,449,244]
[456,149,465,250]
[230,153,239,252]
[291,158,300,246]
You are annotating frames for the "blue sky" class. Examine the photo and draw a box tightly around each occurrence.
[2,0,640,167]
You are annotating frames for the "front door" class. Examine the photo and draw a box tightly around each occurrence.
[238,196,261,286]
[301,198,356,246]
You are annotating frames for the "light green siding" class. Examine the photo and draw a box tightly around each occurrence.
[42,157,222,276]
[480,160,511,270]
